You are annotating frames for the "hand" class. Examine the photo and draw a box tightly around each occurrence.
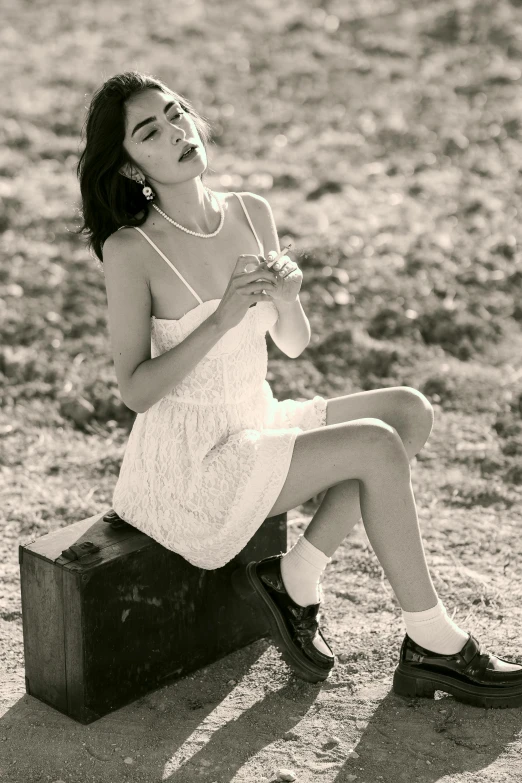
[213,254,278,332]
[264,250,302,303]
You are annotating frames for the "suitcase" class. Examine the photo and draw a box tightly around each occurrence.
[19,508,287,724]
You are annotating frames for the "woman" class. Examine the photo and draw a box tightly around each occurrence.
[77,71,522,706]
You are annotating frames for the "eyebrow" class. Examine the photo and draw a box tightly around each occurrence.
[131,101,179,137]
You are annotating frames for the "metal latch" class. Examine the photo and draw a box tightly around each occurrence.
[61,541,101,561]
[103,509,132,530]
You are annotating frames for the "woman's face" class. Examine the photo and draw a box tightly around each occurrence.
[122,89,206,183]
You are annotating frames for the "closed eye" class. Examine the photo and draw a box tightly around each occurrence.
[144,112,183,141]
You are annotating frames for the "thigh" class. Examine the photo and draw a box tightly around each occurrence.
[265,417,409,518]
[326,386,433,430]
[325,386,434,456]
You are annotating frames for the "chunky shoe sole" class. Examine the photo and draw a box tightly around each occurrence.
[231,562,332,684]
[393,664,522,708]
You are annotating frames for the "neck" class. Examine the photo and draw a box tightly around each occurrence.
[151,178,219,233]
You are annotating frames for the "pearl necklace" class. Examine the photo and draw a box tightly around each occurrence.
[151,186,225,238]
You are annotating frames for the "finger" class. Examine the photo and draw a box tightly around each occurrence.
[270,255,291,273]
[249,271,278,284]
[241,266,276,279]
[278,270,299,284]
[266,244,292,267]
[275,260,297,277]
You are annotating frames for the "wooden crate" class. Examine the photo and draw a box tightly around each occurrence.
[19,509,287,724]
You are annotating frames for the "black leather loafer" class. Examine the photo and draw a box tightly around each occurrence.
[231,554,335,683]
[393,632,522,708]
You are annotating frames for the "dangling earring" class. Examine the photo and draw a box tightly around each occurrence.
[138,177,155,201]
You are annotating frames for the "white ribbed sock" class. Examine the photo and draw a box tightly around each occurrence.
[280,534,331,607]
[401,598,470,655]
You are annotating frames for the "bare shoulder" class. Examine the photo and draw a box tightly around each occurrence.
[235,191,269,210]
[234,190,272,227]
[103,225,137,253]
[234,191,276,251]
[102,227,148,276]
[102,228,151,307]
[103,226,132,257]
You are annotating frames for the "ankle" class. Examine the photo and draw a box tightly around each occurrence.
[280,535,331,607]
[402,598,469,655]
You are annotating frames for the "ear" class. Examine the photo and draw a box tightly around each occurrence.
[119,162,141,181]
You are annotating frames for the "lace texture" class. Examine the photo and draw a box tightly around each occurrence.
[112,299,328,569]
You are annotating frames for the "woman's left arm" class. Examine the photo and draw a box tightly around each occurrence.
[251,195,311,358]
[268,284,311,359]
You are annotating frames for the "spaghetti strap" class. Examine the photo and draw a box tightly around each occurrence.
[131,226,203,304]
[234,193,264,256]
[115,193,262,302]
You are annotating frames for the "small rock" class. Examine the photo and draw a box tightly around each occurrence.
[277,769,297,782]
[200,759,212,767]
[338,653,351,663]
[227,679,237,686]
[124,757,134,764]
[283,731,299,741]
[346,776,357,782]
[344,665,359,674]
[322,735,340,749]
[347,749,359,759]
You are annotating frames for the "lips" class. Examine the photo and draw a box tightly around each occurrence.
[178,143,196,161]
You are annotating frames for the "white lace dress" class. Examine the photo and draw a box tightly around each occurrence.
[111,193,328,569]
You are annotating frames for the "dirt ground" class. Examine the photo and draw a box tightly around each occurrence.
[2,346,522,783]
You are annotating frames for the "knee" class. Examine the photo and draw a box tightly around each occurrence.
[361,418,411,462]
[362,422,413,481]
[349,419,412,485]
[397,386,434,436]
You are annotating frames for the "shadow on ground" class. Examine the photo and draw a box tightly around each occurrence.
[2,638,521,782]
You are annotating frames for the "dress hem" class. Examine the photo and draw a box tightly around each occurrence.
[112,428,301,570]
[112,397,329,570]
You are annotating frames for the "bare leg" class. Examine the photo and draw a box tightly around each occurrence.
[304,479,362,556]
[304,445,438,613]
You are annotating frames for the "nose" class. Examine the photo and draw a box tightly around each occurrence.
[171,133,186,154]
[167,117,184,141]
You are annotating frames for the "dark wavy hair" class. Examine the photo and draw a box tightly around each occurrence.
[75,71,213,263]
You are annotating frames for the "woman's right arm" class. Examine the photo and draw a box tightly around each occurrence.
[102,231,228,414]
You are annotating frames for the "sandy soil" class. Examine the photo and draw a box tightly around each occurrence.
[2,371,522,782]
